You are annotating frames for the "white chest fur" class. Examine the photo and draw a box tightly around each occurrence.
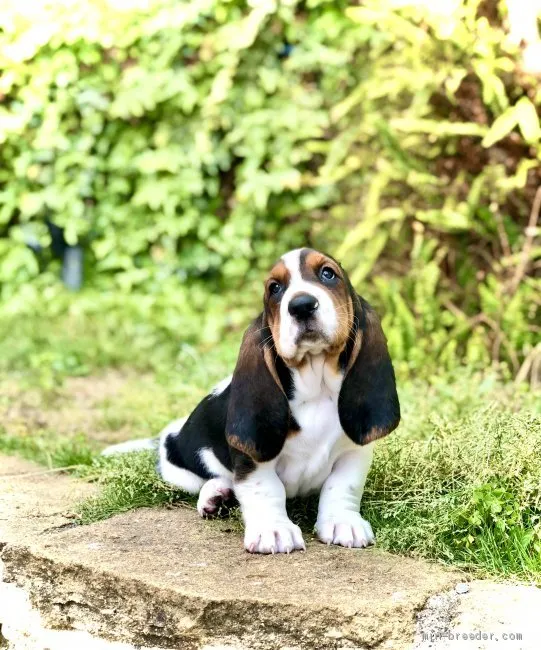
[276,354,356,497]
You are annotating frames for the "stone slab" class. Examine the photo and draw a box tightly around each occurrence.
[0,455,460,649]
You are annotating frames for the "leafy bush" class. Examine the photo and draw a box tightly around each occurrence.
[0,0,539,378]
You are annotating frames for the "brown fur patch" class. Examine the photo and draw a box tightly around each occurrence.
[264,260,291,357]
[303,250,329,274]
[227,434,257,457]
[344,305,384,376]
[263,344,285,395]
[361,427,387,444]
[325,352,345,378]
[267,259,290,286]
[345,326,362,375]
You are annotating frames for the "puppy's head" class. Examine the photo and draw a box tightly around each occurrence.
[226,247,400,460]
[264,248,354,364]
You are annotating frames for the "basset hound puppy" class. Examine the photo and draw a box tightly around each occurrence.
[105,248,400,554]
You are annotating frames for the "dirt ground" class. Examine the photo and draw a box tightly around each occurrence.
[0,371,170,446]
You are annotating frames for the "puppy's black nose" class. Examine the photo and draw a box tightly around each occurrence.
[288,293,319,320]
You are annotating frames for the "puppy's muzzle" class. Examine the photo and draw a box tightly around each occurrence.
[288,293,319,321]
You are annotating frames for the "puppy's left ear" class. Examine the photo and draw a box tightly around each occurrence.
[338,296,400,445]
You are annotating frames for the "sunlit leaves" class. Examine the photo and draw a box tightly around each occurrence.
[0,0,539,378]
[482,97,541,147]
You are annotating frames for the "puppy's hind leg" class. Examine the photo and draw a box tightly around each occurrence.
[196,448,235,517]
[158,426,206,494]
[159,426,236,517]
[197,477,235,518]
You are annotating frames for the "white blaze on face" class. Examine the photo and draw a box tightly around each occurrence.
[279,249,338,361]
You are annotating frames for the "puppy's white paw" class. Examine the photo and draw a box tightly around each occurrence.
[316,512,375,548]
[244,519,306,554]
[197,478,235,518]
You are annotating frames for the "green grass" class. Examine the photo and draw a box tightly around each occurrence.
[1,306,540,582]
[364,375,541,580]
[0,429,95,469]
[76,451,203,522]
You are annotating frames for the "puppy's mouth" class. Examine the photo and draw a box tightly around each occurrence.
[280,327,331,365]
[294,325,328,346]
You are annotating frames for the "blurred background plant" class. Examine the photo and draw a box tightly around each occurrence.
[0,0,539,382]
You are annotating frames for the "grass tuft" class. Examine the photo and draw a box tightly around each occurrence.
[363,376,541,580]
[75,451,199,523]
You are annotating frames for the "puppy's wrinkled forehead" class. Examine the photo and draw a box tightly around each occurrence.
[268,259,291,287]
[268,248,342,287]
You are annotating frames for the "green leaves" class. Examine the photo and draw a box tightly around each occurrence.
[0,0,539,378]
[515,97,541,144]
[482,97,541,147]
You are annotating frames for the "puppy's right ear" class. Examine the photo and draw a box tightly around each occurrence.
[226,315,291,462]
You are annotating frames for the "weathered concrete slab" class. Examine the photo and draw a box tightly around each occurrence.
[0,455,96,542]
[414,581,541,649]
[0,454,460,649]
[0,561,156,650]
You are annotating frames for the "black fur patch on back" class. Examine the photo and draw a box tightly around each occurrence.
[164,386,233,478]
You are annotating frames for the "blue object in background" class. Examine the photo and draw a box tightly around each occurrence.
[24,220,84,290]
[279,43,294,59]
[61,245,84,290]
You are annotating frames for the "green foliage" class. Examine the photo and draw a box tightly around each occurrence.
[0,291,242,392]
[0,0,539,376]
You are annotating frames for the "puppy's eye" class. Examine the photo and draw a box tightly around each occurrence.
[269,281,282,295]
[320,267,336,282]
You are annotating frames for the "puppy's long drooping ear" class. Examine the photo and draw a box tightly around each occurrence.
[226,315,291,462]
[339,296,400,445]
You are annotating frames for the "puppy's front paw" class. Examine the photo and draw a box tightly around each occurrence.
[244,519,306,554]
[316,512,375,548]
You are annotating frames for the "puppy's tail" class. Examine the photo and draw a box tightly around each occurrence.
[101,438,157,456]
[101,417,187,456]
